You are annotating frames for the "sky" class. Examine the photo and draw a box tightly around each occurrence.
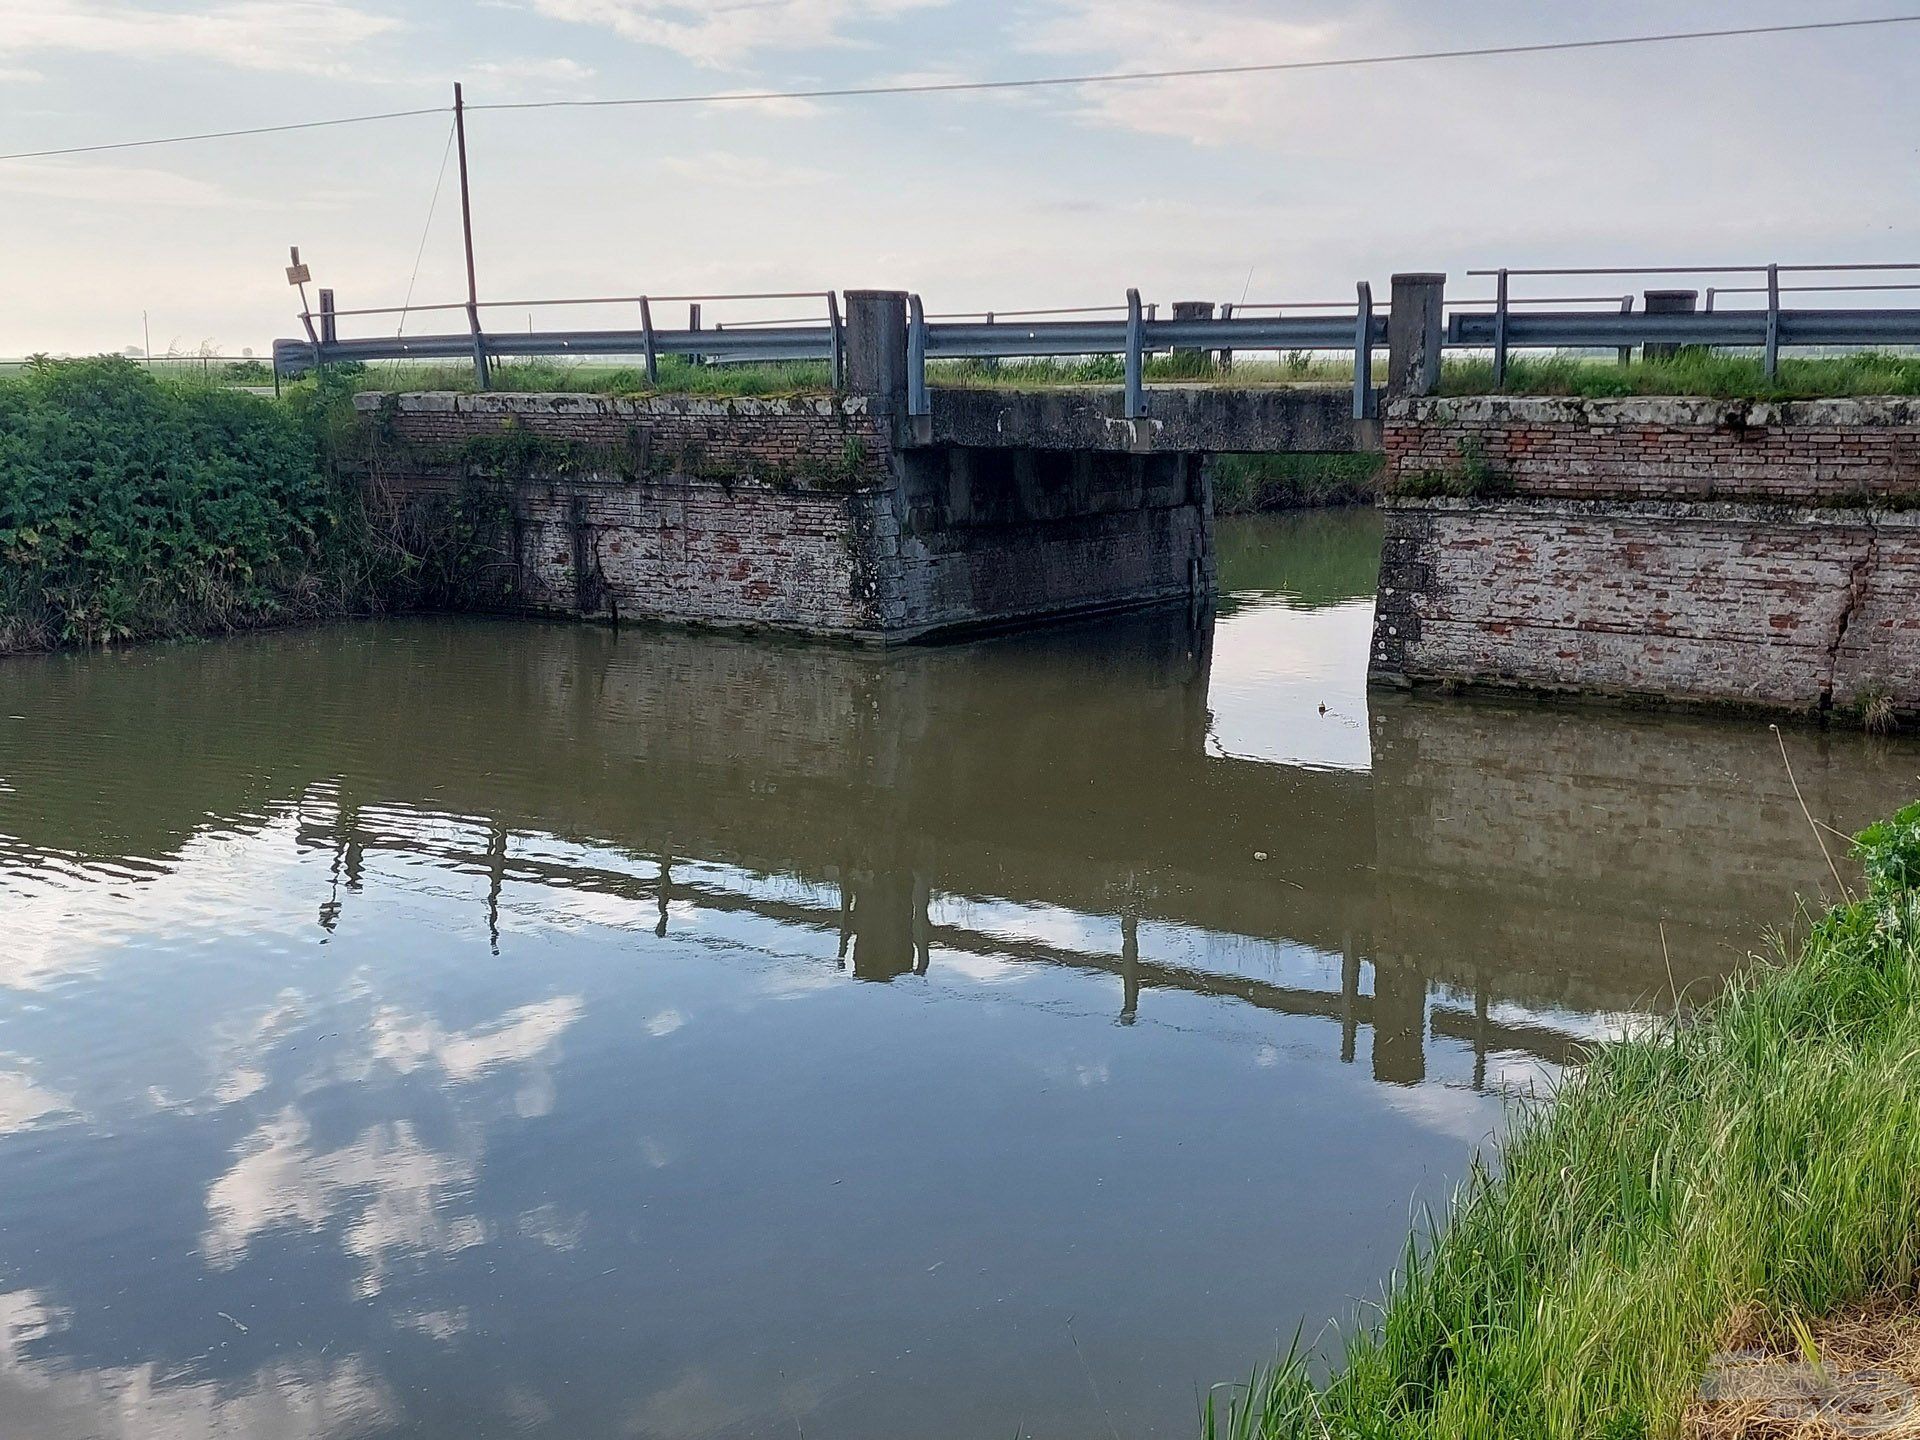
[2,0,1918,356]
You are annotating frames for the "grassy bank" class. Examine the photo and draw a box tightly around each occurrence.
[1211,453,1384,514]
[1209,804,1920,1440]
[0,358,396,652]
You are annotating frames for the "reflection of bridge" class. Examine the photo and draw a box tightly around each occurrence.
[3,603,1901,1086]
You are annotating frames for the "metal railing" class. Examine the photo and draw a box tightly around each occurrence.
[907,285,1388,421]
[279,289,846,386]
[1459,263,1920,384]
[273,260,1920,415]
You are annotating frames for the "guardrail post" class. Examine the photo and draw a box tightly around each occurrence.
[1218,302,1234,373]
[981,311,998,374]
[1492,268,1510,389]
[1125,288,1146,420]
[844,290,909,428]
[1617,296,1634,366]
[907,294,930,421]
[1353,282,1376,421]
[688,302,702,367]
[1170,300,1214,373]
[1765,264,1782,382]
[317,289,337,347]
[1387,272,1445,402]
[1643,289,1698,361]
[827,291,845,390]
[638,297,658,384]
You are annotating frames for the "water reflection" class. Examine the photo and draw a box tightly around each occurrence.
[0,510,1915,1439]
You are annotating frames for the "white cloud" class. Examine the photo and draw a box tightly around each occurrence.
[656,150,829,189]
[659,149,833,187]
[522,0,947,69]
[0,160,240,209]
[469,55,597,86]
[0,0,399,77]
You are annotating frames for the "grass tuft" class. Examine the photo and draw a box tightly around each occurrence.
[1209,800,1920,1440]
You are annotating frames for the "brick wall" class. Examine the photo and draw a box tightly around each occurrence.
[1375,498,1920,714]
[1386,396,1920,504]
[357,392,1209,641]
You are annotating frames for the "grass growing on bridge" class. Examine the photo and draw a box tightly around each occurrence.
[1207,802,1920,1440]
[1437,350,1920,401]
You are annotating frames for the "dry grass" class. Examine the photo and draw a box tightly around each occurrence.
[1688,1292,1920,1438]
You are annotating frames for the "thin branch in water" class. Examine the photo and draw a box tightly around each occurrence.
[1772,724,1852,903]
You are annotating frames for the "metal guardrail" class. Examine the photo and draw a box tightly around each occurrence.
[1463,263,1920,384]
[274,261,1920,418]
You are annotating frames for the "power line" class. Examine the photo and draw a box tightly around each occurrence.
[471,14,1920,113]
[1,106,449,162]
[397,120,459,337]
[4,13,1918,163]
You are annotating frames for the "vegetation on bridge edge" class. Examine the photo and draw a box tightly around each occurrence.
[340,351,1920,402]
[1204,801,1920,1440]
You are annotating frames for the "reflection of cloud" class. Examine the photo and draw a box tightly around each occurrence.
[0,1286,393,1439]
[0,1070,77,1132]
[1376,1083,1504,1147]
[372,997,583,1082]
[394,1307,469,1343]
[202,1110,484,1296]
[645,1008,685,1038]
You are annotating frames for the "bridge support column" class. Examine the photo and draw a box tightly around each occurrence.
[1386,272,1445,402]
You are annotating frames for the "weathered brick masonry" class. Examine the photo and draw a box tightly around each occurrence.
[358,391,1209,642]
[1375,396,1920,715]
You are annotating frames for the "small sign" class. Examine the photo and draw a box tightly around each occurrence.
[286,263,311,285]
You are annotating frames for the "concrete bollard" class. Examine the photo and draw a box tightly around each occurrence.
[1386,273,1445,401]
[843,291,909,414]
[1642,290,1698,361]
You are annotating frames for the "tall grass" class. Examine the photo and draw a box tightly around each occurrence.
[1208,803,1920,1440]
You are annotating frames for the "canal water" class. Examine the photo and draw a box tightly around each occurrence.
[0,508,1914,1440]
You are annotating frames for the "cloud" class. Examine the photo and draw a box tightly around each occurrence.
[658,150,834,187]
[522,0,947,69]
[468,55,597,87]
[0,160,240,209]
[0,0,399,77]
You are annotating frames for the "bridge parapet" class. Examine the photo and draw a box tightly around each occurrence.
[920,384,1374,454]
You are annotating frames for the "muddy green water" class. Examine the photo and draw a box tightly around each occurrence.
[0,509,1914,1439]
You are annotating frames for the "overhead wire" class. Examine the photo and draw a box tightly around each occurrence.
[3,14,1917,162]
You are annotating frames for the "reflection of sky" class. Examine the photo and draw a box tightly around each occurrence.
[0,785,1607,1440]
[1207,597,1376,771]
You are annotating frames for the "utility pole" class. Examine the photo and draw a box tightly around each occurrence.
[454,82,490,390]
